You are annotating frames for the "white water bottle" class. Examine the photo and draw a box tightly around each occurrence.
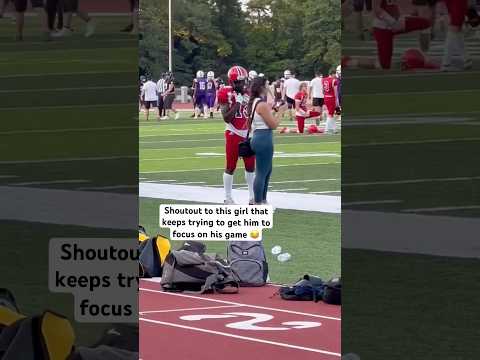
[277,253,291,263]
[271,245,282,255]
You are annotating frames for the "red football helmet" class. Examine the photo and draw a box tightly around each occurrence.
[227,66,248,85]
[307,124,319,134]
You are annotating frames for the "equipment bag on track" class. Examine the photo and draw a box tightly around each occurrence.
[0,307,75,360]
[322,277,341,305]
[279,275,341,304]
[138,226,171,278]
[227,241,268,287]
[161,243,239,294]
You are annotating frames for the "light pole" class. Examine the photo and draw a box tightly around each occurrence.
[168,0,173,72]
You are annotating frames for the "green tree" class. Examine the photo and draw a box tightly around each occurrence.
[139,0,340,84]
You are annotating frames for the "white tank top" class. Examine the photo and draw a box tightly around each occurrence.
[251,99,269,132]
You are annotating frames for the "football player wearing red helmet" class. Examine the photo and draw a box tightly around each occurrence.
[343,0,431,70]
[401,48,439,71]
[218,65,255,204]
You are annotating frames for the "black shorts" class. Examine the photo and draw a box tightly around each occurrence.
[312,97,324,107]
[158,96,165,109]
[164,94,175,109]
[14,0,44,12]
[144,100,157,110]
[286,96,295,109]
[353,0,372,12]
[412,0,437,6]
[63,0,78,12]
[129,0,139,11]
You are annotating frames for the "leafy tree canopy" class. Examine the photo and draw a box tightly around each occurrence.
[140,0,340,84]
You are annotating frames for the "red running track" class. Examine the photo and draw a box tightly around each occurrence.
[140,279,341,360]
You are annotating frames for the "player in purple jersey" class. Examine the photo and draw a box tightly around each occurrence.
[206,71,217,118]
[194,70,208,119]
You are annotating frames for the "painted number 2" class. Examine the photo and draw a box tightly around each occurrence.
[179,312,322,331]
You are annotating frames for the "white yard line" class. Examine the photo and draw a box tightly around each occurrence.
[140,138,224,144]
[402,205,480,213]
[0,156,136,165]
[197,179,339,187]
[142,154,339,162]
[344,176,480,187]
[311,191,341,194]
[271,188,308,192]
[76,185,137,191]
[343,117,473,127]
[140,162,340,174]
[349,110,480,119]
[142,143,340,151]
[343,200,402,206]
[269,179,339,184]
[0,126,136,136]
[139,183,340,213]
[175,181,206,185]
[9,179,89,186]
[344,137,480,147]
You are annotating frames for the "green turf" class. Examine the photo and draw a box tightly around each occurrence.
[139,111,342,283]
[342,31,480,217]
[139,114,341,194]
[0,14,138,345]
[341,27,480,358]
[342,249,480,359]
[140,198,341,284]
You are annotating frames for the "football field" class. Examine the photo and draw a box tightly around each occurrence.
[342,31,480,359]
[0,12,137,344]
[139,113,342,284]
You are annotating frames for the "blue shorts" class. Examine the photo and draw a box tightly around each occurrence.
[195,94,206,108]
[206,93,216,108]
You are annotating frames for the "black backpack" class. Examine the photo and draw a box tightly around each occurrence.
[322,277,341,305]
[279,275,342,305]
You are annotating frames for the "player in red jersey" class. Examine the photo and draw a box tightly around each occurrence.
[294,83,321,134]
[401,48,439,71]
[343,0,432,70]
[218,65,255,205]
[322,69,339,134]
[372,0,432,69]
[442,0,471,71]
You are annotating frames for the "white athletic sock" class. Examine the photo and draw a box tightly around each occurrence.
[456,31,469,64]
[325,116,334,132]
[442,30,456,66]
[223,172,233,200]
[245,171,255,201]
[327,117,336,132]
[332,117,337,131]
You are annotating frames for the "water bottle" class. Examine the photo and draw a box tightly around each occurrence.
[277,253,291,263]
[271,245,282,255]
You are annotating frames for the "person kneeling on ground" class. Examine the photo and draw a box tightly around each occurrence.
[294,82,321,134]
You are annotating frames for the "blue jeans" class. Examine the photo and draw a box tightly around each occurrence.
[250,129,273,203]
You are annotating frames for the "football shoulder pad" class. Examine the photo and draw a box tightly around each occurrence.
[218,86,233,105]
